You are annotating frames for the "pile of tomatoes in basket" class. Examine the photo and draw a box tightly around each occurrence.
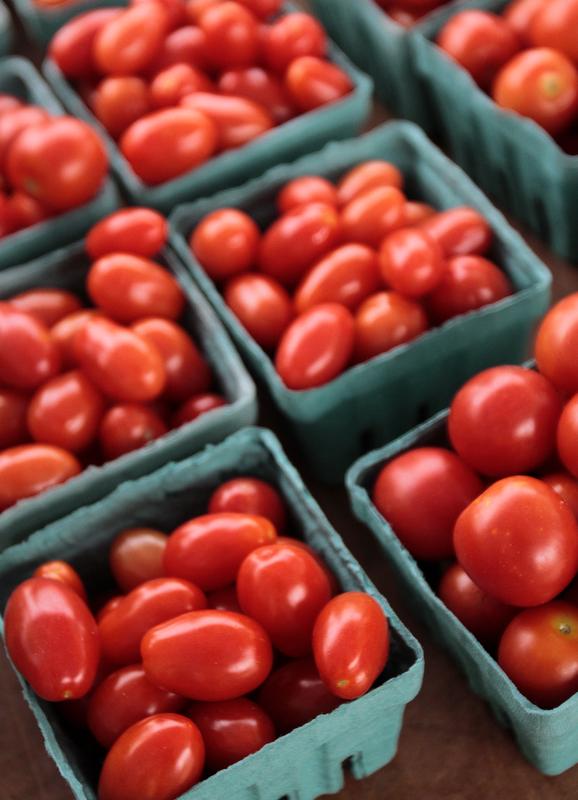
[0,94,108,238]
[49,0,353,185]
[372,292,578,709]
[0,208,226,513]
[4,476,389,800]
[438,0,578,144]
[191,159,512,390]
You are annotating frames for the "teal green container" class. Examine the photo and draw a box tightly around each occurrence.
[0,2,13,54]
[411,0,578,261]
[0,241,257,551]
[347,411,578,776]
[0,427,424,800]
[170,121,551,483]
[11,0,119,45]
[0,58,119,270]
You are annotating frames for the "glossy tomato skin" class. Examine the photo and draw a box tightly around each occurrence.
[379,228,445,298]
[0,107,49,169]
[9,289,82,328]
[5,577,99,701]
[86,209,167,260]
[0,303,61,390]
[225,273,293,349]
[0,445,81,511]
[286,56,353,112]
[263,12,326,73]
[373,447,483,560]
[258,657,342,733]
[51,310,101,368]
[99,577,207,666]
[426,255,512,323]
[191,208,260,281]
[208,477,287,533]
[0,389,29,449]
[94,4,169,75]
[542,472,578,519]
[556,395,578,478]
[219,67,295,124]
[354,291,428,362]
[498,602,578,708]
[237,542,332,657]
[454,476,578,606]
[278,176,338,212]
[33,560,87,601]
[164,512,277,591]
[295,244,380,313]
[173,392,227,426]
[48,9,122,79]
[530,0,578,66]
[110,528,167,592]
[337,160,403,207]
[535,294,578,394]
[187,698,275,771]
[341,186,406,248]
[420,207,491,257]
[275,304,354,390]
[93,77,151,139]
[448,366,562,477]
[313,592,389,700]
[181,92,274,149]
[99,404,168,460]
[98,714,205,800]
[200,1,260,70]
[150,64,213,108]
[142,610,273,700]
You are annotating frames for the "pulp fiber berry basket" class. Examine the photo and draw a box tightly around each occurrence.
[170,121,551,484]
[410,0,578,261]
[0,241,257,551]
[0,426,424,800]
[0,2,13,55]
[347,410,578,776]
[42,2,373,213]
[10,0,119,44]
[0,58,119,271]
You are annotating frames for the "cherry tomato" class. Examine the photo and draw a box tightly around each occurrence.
[6,192,49,231]
[0,389,28,448]
[208,477,287,532]
[191,209,260,281]
[98,714,205,800]
[200,1,259,69]
[425,255,512,324]
[121,108,217,185]
[504,0,545,45]
[150,64,213,109]
[224,274,293,349]
[373,447,483,560]
[149,25,209,72]
[286,56,353,112]
[276,536,339,596]
[530,0,578,66]
[132,0,189,30]
[94,4,169,75]
[557,394,578,479]
[9,289,82,328]
[236,0,281,18]
[74,317,167,402]
[87,209,167,260]
[263,12,326,73]
[173,392,227,425]
[187,698,275,771]
[33,560,87,601]
[0,303,61,389]
[337,161,403,207]
[187,0,222,23]
[543,472,578,519]
[0,445,80,510]
[448,366,562,477]
[493,48,578,136]
[181,92,274,149]
[218,67,295,124]
[99,403,168,460]
[93,77,150,139]
[278,175,338,213]
[498,602,578,708]
[275,303,354,390]
[142,610,273,699]
[420,207,492,257]
[379,228,445,298]
[110,528,167,592]
[313,592,389,700]
[353,291,428,362]
[0,107,49,169]
[341,186,406,248]
[237,542,332,657]
[48,9,122,79]
[51,310,100,368]
[399,201,436,227]
[164,512,277,591]
[535,293,578,394]
[295,244,380,313]
[4,577,99,701]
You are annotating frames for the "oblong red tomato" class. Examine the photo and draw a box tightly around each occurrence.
[94,4,170,75]
[354,291,428,361]
[110,527,168,592]
[173,392,227,426]
[93,76,151,140]
[0,445,81,511]
[420,207,492,257]
[224,274,294,350]
[285,56,353,112]
[295,244,380,313]
[199,1,260,70]
[277,175,338,212]
[341,186,406,248]
[191,208,260,281]
[9,289,82,328]
[99,403,168,460]
[181,92,274,149]
[150,64,213,108]
[262,12,326,73]
[48,9,122,79]
[208,477,287,533]
[4,577,99,701]
[0,303,61,390]
[86,208,168,259]
[336,160,404,207]
[379,228,445,298]
[33,560,87,601]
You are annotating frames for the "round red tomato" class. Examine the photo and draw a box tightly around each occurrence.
[181,92,274,149]
[354,291,428,362]
[48,9,122,79]
[278,175,338,212]
[87,208,167,260]
[535,293,578,393]
[285,56,353,112]
[199,1,259,69]
[93,77,151,139]
[224,273,293,349]
[150,64,213,108]
[191,208,260,281]
[542,472,578,520]
[94,4,169,75]
[0,445,81,510]
[219,67,295,124]
[420,207,492,257]
[530,0,578,65]
[341,186,406,248]
[173,392,227,426]
[295,244,380,313]
[0,389,28,449]
[262,12,326,73]
[208,477,287,533]
[99,403,168,460]
[9,289,82,328]
[337,160,403,207]
[110,527,167,592]
[0,303,61,389]
[33,560,87,601]
[379,228,445,298]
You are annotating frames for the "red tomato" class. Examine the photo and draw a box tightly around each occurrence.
[285,56,354,112]
[341,186,406,248]
[6,192,49,231]
[224,273,293,349]
[97,596,123,622]
[208,477,287,532]
[0,304,61,389]
[493,48,578,136]
[276,536,339,596]
[498,602,578,708]
[4,577,99,701]
[110,528,167,592]
[263,12,326,73]
[295,244,380,313]
[0,95,22,116]
[543,472,578,519]
[99,577,207,666]
[313,592,389,700]
[337,161,403,207]
[437,10,520,90]
[400,201,436,227]
[187,0,222,23]
[9,289,82,328]
[420,207,492,257]
[149,25,209,73]
[535,294,578,394]
[94,4,169,75]
[454,476,578,606]
[99,403,168,460]
[120,108,217,185]
[0,445,80,510]
[33,560,87,601]
[237,542,332,657]
[98,714,205,800]
[557,395,578,479]
[142,610,273,699]
[199,1,260,69]
[425,255,512,323]
[373,447,483,560]
[504,0,545,45]
[379,228,445,298]
[131,0,189,30]
[258,203,341,287]
[0,390,28,448]
[87,208,167,260]
[150,64,213,109]
[164,512,277,591]
[88,665,186,748]
[48,9,122,79]
[353,291,428,362]
[27,370,104,453]
[236,0,281,18]
[218,67,295,124]
[530,0,578,66]
[74,317,167,402]
[275,303,354,390]
[191,209,260,281]
[7,118,108,213]
[92,77,150,139]
[51,310,100,368]
[187,698,275,770]
[448,366,562,477]
[181,92,274,149]
[277,176,338,213]
[0,107,49,169]
[173,392,227,425]
[438,563,516,645]
[207,585,241,612]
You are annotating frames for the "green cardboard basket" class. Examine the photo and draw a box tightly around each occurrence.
[0,426,424,800]
[42,3,373,214]
[170,121,551,484]
[347,409,578,776]
[0,240,258,551]
[410,0,578,261]
[0,1,13,54]
[0,57,119,270]
[10,0,119,45]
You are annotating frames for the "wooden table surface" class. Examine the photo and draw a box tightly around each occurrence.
[3,3,578,799]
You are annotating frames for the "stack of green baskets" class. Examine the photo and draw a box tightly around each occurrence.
[0,427,424,800]
[0,58,119,270]
[10,0,119,44]
[0,1,13,55]
[170,121,551,483]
